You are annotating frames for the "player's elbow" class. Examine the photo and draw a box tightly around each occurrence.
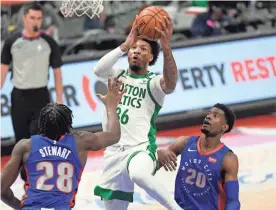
[112,131,121,144]
[1,192,6,201]
[0,179,6,194]
[164,80,177,94]
[93,66,101,77]
[0,186,8,200]
[103,131,121,149]
[170,79,177,90]
[93,60,106,77]
[163,82,176,95]
[164,87,175,94]
[113,138,120,146]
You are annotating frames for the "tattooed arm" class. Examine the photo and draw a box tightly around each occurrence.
[160,47,178,94]
[155,16,178,94]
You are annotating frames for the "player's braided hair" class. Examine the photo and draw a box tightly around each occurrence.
[38,103,73,140]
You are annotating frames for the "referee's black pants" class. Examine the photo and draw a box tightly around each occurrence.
[11,87,50,181]
[11,87,50,142]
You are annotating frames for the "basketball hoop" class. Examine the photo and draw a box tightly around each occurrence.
[60,0,104,19]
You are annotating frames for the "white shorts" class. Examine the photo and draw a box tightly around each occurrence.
[94,143,158,202]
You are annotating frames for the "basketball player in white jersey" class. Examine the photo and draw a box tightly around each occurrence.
[93,16,181,210]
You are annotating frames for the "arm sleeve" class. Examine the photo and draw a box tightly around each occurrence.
[41,33,63,69]
[225,180,241,210]
[149,75,166,106]
[93,46,126,81]
[1,39,13,65]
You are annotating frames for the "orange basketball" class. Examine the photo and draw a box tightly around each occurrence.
[136,6,170,41]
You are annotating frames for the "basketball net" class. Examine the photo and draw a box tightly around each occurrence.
[60,0,104,19]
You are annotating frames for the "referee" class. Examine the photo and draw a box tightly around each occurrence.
[1,3,63,145]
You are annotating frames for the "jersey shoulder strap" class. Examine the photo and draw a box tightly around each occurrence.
[26,135,46,164]
[219,144,232,157]
[30,135,45,150]
[183,136,200,153]
[147,72,156,79]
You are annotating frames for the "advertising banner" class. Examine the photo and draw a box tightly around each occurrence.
[1,36,275,139]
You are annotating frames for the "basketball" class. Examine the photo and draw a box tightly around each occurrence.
[136,6,170,41]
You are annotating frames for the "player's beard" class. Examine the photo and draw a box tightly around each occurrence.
[130,64,141,72]
[201,127,210,136]
[201,128,219,137]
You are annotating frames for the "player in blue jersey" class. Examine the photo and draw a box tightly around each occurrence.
[158,103,241,210]
[1,77,126,210]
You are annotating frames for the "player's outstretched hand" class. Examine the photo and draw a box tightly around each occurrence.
[154,16,173,50]
[157,149,177,171]
[96,76,127,110]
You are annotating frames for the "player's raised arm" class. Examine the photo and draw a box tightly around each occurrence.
[157,136,189,171]
[155,16,178,94]
[93,17,139,80]
[120,16,140,52]
[222,151,241,210]
[1,139,28,209]
[93,46,125,80]
[79,77,127,150]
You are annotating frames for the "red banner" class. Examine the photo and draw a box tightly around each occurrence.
[1,0,31,5]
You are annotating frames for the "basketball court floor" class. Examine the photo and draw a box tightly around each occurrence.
[1,114,276,210]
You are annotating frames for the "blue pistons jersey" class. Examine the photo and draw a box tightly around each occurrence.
[175,136,231,210]
[21,135,83,209]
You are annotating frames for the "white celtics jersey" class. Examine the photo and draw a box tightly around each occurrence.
[102,69,166,153]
